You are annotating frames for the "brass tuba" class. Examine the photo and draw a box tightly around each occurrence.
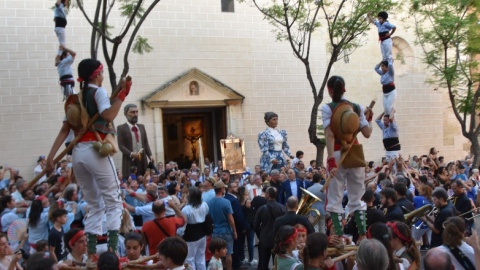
[297,188,323,226]
[404,204,433,226]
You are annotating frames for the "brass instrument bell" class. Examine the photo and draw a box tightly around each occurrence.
[297,188,323,226]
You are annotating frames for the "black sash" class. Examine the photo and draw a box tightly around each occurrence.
[445,245,475,270]
[54,17,67,28]
[379,31,390,41]
[153,219,171,237]
[383,137,401,150]
[382,84,396,93]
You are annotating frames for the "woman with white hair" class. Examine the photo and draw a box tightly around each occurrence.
[355,238,389,270]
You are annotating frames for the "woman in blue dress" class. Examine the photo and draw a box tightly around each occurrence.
[258,112,294,173]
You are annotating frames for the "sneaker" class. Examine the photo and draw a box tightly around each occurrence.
[241,258,249,264]
[250,259,258,265]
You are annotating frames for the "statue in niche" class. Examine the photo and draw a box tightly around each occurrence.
[189,81,199,95]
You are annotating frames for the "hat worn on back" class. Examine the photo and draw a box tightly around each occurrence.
[330,103,360,143]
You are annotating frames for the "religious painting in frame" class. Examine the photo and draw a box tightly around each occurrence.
[220,134,246,174]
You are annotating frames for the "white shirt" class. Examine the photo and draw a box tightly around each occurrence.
[291,157,299,169]
[247,185,263,200]
[88,84,111,115]
[34,164,46,184]
[178,202,209,236]
[321,97,369,130]
[289,180,298,198]
[160,196,175,217]
[134,202,154,226]
[11,190,23,202]
[394,247,411,270]
[268,127,283,151]
[126,121,143,153]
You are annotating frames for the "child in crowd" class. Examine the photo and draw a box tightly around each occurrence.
[367,11,396,62]
[293,224,308,261]
[35,240,48,253]
[48,208,68,262]
[98,251,120,270]
[157,237,193,270]
[272,226,303,270]
[302,233,335,270]
[124,232,152,264]
[207,237,227,270]
[292,151,304,169]
[374,61,396,118]
[387,222,420,270]
[58,228,88,267]
[54,0,69,65]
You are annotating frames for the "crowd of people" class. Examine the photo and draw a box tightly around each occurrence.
[0,146,479,270]
[0,2,472,269]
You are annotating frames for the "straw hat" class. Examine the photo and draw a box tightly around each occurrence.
[330,103,359,143]
[65,95,82,130]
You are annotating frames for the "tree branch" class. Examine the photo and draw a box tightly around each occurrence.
[122,0,162,79]
[118,0,144,40]
[76,0,116,43]
[90,0,102,59]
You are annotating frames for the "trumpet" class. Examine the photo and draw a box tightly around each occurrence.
[414,206,438,230]
[442,207,480,229]
[458,207,480,219]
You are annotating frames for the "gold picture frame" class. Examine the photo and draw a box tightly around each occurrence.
[220,134,247,174]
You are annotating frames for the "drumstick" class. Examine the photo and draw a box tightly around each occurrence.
[124,264,159,269]
[28,76,132,190]
[321,100,375,193]
[332,250,357,263]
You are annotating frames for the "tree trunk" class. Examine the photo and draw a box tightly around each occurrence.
[315,141,326,167]
[308,97,326,166]
[470,134,480,168]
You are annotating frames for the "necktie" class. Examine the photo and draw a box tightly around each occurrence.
[132,126,139,142]
[253,189,257,197]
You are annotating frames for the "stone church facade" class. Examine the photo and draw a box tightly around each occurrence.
[0,0,470,179]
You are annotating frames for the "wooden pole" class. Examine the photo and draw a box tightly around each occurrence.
[331,250,357,263]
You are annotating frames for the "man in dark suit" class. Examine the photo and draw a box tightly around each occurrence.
[379,187,405,222]
[224,181,249,269]
[279,168,303,204]
[394,182,414,214]
[274,196,314,237]
[117,104,154,180]
[254,187,285,270]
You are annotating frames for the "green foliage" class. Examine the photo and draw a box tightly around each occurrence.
[132,36,153,54]
[96,21,114,37]
[119,0,146,25]
[410,0,480,116]
[316,123,326,144]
